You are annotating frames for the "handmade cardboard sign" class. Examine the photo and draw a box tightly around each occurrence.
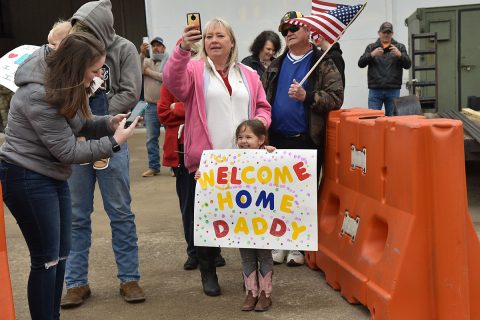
[194,149,317,250]
[0,45,39,92]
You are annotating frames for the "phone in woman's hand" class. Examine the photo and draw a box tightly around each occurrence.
[187,13,202,34]
[125,101,148,128]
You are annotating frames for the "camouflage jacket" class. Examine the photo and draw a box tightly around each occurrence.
[0,86,13,110]
[262,46,344,147]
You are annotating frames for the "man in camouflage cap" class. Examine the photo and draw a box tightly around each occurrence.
[0,85,13,131]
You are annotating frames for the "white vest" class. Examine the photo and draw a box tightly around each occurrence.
[205,58,249,149]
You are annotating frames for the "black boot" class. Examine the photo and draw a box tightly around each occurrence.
[197,246,221,296]
[200,269,220,296]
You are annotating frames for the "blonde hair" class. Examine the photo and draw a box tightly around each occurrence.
[200,18,238,70]
[47,20,72,49]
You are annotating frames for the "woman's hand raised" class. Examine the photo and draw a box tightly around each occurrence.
[180,25,202,51]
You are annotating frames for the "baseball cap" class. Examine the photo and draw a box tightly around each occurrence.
[278,11,303,32]
[150,36,165,46]
[378,22,393,33]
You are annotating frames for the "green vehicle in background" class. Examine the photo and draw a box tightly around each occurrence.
[406,4,480,160]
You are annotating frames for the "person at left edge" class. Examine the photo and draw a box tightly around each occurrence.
[0,32,139,320]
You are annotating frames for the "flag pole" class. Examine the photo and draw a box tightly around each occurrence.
[298,2,368,86]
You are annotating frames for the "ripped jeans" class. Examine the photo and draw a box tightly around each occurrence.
[0,161,71,320]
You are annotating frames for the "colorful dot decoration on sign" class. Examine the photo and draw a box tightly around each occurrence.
[193,149,318,250]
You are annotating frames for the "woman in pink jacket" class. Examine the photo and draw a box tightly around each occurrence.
[163,18,271,297]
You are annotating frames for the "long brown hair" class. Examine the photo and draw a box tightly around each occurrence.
[45,32,105,119]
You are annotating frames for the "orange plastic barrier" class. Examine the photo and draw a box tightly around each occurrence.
[306,108,480,320]
[0,186,15,320]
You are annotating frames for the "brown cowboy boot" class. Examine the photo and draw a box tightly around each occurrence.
[241,272,258,311]
[255,271,272,311]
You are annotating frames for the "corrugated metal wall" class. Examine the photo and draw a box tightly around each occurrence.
[0,0,147,56]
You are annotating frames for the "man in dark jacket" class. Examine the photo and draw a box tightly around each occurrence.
[358,22,411,116]
[263,11,344,267]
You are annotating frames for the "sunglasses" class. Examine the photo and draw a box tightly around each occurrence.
[281,25,300,37]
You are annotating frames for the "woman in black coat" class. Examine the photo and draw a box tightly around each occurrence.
[241,30,281,78]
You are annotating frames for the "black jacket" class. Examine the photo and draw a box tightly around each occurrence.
[241,55,273,78]
[358,38,411,89]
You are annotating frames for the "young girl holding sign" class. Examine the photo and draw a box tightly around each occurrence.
[235,119,276,312]
[195,119,275,311]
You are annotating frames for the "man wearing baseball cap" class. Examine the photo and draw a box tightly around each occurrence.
[277,11,304,31]
[264,11,343,267]
[358,21,411,116]
[139,36,169,177]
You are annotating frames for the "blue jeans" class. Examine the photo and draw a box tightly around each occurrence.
[65,144,140,288]
[89,90,108,116]
[368,89,400,116]
[145,102,161,172]
[0,161,71,320]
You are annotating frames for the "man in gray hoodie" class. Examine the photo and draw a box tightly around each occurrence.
[61,0,145,308]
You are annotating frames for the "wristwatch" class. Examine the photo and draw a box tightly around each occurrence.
[108,136,121,153]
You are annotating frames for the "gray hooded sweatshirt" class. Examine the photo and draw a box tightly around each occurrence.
[0,46,115,181]
[71,0,141,115]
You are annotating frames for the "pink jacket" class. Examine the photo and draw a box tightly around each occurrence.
[163,45,272,173]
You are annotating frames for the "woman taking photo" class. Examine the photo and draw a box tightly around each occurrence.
[163,18,271,297]
[0,32,139,320]
[241,30,281,78]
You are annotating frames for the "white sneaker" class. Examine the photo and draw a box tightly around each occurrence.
[272,249,287,264]
[286,250,305,266]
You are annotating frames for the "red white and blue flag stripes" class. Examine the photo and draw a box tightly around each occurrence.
[287,1,365,44]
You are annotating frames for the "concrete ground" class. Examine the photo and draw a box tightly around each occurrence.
[4,129,480,320]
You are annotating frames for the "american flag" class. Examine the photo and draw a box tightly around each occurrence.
[287,2,365,44]
[312,0,348,15]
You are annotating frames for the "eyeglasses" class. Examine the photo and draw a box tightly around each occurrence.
[281,25,300,37]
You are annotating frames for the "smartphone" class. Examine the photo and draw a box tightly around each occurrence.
[187,12,202,34]
[125,101,148,128]
[383,45,391,54]
[142,36,152,57]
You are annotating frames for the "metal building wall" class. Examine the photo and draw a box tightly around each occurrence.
[0,0,147,56]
